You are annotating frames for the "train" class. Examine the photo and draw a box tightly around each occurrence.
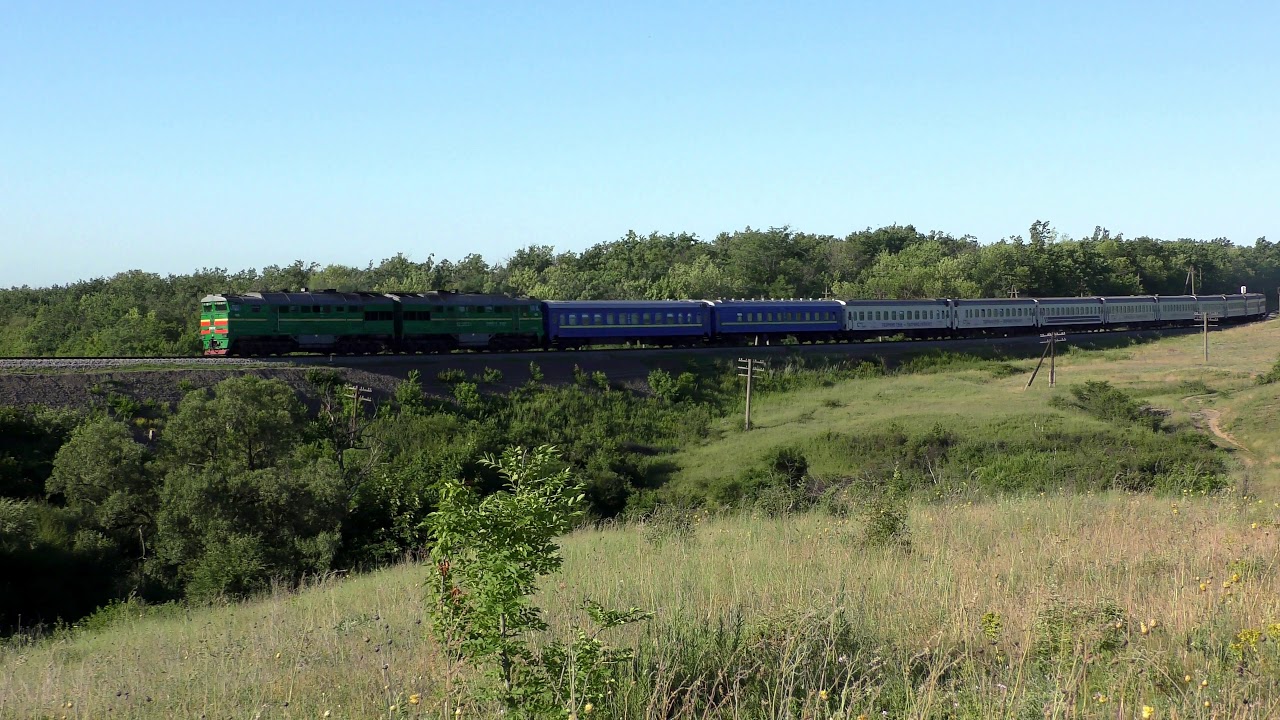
[199,290,1269,356]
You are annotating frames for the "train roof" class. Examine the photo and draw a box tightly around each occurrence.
[201,291,391,305]
[1035,297,1105,304]
[1098,296,1156,302]
[542,299,710,308]
[951,297,1037,304]
[841,298,950,306]
[387,291,538,306]
[711,299,844,306]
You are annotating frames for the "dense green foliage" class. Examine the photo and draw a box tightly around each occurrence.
[0,364,720,631]
[2,222,1276,355]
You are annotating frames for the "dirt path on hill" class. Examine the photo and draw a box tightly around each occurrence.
[1183,395,1255,466]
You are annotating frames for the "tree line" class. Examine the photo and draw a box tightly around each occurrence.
[1,222,1276,355]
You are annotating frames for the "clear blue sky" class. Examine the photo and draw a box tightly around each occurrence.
[2,1,1276,288]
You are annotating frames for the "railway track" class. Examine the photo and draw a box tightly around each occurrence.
[0,325,1218,371]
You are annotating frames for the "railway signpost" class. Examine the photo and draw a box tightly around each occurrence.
[737,358,768,430]
[1025,332,1066,390]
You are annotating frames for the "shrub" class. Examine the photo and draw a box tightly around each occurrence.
[859,467,911,550]
[765,446,809,489]
[648,368,697,402]
[394,370,424,412]
[437,368,467,384]
[1258,356,1280,385]
[1051,380,1166,430]
[427,446,650,717]
[304,368,344,391]
[641,505,697,547]
[452,382,484,413]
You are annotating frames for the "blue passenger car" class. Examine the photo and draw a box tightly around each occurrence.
[710,299,845,343]
[542,300,711,348]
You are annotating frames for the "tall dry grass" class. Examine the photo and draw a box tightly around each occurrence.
[4,491,1278,719]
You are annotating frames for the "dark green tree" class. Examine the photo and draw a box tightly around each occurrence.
[47,417,155,554]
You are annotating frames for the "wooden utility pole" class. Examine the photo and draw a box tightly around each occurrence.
[344,384,372,435]
[1194,312,1217,364]
[737,358,766,430]
[1025,332,1066,389]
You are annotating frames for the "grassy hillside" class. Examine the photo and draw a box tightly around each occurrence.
[4,321,1279,719]
[666,319,1280,501]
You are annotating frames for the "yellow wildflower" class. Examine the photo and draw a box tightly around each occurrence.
[583,702,594,714]
[1142,705,1155,719]
[409,694,421,705]
[819,689,829,701]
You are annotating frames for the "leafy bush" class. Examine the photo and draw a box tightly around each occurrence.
[859,467,911,550]
[647,368,697,402]
[1051,380,1166,430]
[1258,356,1280,385]
[427,446,649,717]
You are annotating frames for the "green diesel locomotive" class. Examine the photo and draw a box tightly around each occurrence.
[200,290,543,356]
